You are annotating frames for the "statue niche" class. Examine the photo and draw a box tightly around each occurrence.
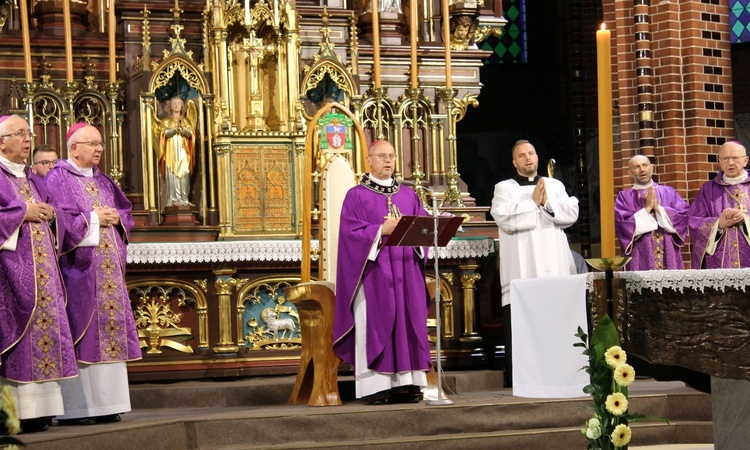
[149,72,203,224]
[153,96,197,208]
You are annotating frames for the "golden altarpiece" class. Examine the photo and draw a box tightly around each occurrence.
[0,0,505,380]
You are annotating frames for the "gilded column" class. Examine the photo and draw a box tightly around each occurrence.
[213,268,248,354]
[458,264,482,343]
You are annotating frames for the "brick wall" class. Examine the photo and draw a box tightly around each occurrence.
[604,0,735,266]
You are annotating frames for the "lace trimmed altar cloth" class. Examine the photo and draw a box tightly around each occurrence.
[127,237,494,265]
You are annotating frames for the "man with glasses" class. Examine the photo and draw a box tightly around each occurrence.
[45,123,141,425]
[31,144,58,177]
[615,155,689,270]
[334,140,431,405]
[689,140,750,268]
[0,115,78,433]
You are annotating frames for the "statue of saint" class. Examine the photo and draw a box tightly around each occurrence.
[154,97,197,207]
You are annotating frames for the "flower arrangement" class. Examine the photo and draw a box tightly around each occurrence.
[575,314,666,449]
[0,385,25,448]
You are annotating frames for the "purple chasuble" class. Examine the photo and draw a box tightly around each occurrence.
[0,164,78,382]
[614,183,688,270]
[45,161,141,363]
[333,176,431,374]
[688,170,750,269]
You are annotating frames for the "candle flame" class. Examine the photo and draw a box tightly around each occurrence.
[600,23,607,31]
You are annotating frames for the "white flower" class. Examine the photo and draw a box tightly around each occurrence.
[586,417,600,429]
[586,426,602,439]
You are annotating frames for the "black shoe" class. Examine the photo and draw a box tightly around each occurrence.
[94,414,121,424]
[362,390,391,405]
[21,417,50,433]
[390,385,422,404]
[56,417,97,426]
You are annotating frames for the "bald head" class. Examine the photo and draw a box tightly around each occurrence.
[718,141,748,178]
[628,155,653,186]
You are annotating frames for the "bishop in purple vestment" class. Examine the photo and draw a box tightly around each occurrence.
[0,115,77,429]
[615,155,688,270]
[44,123,141,424]
[334,141,431,404]
[688,141,750,269]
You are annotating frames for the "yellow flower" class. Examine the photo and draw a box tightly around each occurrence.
[0,385,20,435]
[614,363,636,387]
[604,345,627,368]
[611,423,632,446]
[605,392,628,416]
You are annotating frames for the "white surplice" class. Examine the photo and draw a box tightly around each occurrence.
[490,177,579,306]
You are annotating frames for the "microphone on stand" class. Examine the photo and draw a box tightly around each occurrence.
[396,176,454,406]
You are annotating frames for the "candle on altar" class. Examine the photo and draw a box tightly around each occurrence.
[596,24,615,258]
[19,0,32,83]
[109,0,116,82]
[372,0,381,88]
[63,0,74,82]
[441,0,452,89]
[244,0,250,25]
[409,2,418,88]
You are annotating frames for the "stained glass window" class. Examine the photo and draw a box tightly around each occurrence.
[731,0,750,43]
[478,0,527,64]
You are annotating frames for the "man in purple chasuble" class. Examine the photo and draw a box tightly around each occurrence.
[689,141,750,269]
[333,140,431,404]
[615,155,689,270]
[0,115,78,433]
[45,123,141,425]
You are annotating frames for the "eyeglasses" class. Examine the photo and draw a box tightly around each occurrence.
[34,159,57,167]
[1,129,35,140]
[370,153,397,162]
[75,141,105,150]
[720,156,748,163]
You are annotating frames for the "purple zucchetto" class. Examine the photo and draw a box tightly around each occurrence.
[66,122,90,141]
[0,115,10,124]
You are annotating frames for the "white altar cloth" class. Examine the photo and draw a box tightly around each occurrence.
[511,274,589,398]
[126,238,494,265]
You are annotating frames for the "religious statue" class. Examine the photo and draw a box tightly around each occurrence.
[378,0,402,14]
[153,96,198,207]
[450,15,477,51]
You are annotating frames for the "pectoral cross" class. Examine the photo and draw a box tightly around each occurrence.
[386,196,401,218]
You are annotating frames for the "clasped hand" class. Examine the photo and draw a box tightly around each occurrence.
[644,186,660,213]
[718,207,745,229]
[24,200,55,223]
[94,207,121,228]
[532,178,548,207]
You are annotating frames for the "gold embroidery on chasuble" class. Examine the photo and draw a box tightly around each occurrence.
[651,229,664,270]
[80,177,128,361]
[12,178,64,380]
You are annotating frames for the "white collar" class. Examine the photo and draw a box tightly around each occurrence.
[723,171,748,185]
[632,180,653,190]
[0,153,27,178]
[368,174,394,187]
[67,158,94,177]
